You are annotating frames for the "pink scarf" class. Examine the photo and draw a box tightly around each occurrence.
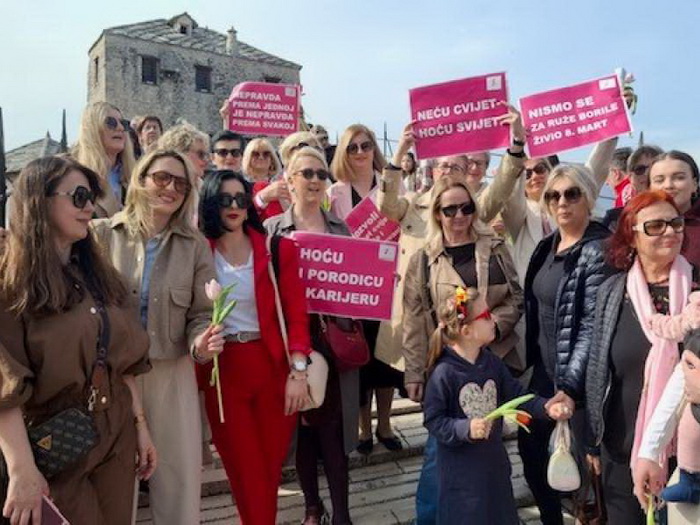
[627,255,692,472]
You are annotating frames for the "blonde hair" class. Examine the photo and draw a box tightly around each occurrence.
[427,177,481,245]
[73,102,136,189]
[427,287,480,370]
[242,138,281,180]
[330,124,386,183]
[157,121,209,154]
[285,146,329,183]
[279,131,322,166]
[122,149,198,238]
[541,164,597,216]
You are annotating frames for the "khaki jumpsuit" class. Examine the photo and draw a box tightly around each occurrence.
[0,281,150,525]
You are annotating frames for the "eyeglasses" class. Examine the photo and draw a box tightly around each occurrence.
[217,192,252,209]
[631,164,650,177]
[524,163,549,180]
[472,308,492,322]
[633,216,685,236]
[104,116,130,131]
[294,168,331,181]
[49,186,97,209]
[544,187,583,206]
[252,150,272,160]
[346,140,374,155]
[440,200,476,218]
[436,163,466,174]
[214,148,243,158]
[146,171,191,195]
[469,160,487,170]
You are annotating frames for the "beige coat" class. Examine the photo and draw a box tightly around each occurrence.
[402,233,524,386]
[375,152,525,370]
[91,212,215,360]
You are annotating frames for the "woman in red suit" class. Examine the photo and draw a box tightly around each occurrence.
[197,170,312,525]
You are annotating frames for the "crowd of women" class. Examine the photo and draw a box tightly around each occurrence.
[1,98,700,525]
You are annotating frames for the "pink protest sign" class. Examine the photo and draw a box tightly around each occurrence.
[409,73,510,160]
[520,75,632,158]
[227,82,300,137]
[344,195,401,242]
[292,232,399,320]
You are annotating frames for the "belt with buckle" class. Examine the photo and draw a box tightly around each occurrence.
[225,331,261,343]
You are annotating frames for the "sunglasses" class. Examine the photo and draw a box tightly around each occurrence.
[436,162,466,174]
[290,142,311,153]
[631,164,650,177]
[346,140,374,155]
[49,185,97,209]
[147,171,191,195]
[192,150,209,161]
[632,216,685,237]
[104,116,130,131]
[214,148,243,158]
[544,186,583,206]
[252,150,272,160]
[217,192,252,209]
[472,308,492,322]
[524,163,549,180]
[294,168,331,181]
[440,200,476,218]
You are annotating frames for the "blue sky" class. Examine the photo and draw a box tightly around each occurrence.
[1,0,699,164]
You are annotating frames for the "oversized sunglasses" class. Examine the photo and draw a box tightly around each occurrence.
[472,308,492,322]
[104,116,130,131]
[49,185,97,209]
[440,200,476,218]
[631,164,650,177]
[632,216,685,237]
[294,168,331,181]
[252,150,272,160]
[214,148,243,158]
[217,192,252,209]
[524,163,549,180]
[544,187,582,206]
[346,140,374,155]
[147,171,191,195]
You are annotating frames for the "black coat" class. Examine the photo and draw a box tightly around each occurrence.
[524,220,614,401]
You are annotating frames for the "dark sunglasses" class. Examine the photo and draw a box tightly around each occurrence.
[524,163,549,180]
[472,308,492,322]
[147,171,191,195]
[104,116,130,131]
[440,200,476,218]
[633,216,685,237]
[290,141,311,153]
[346,140,374,155]
[49,185,97,209]
[544,186,583,206]
[294,168,331,181]
[217,192,252,209]
[631,164,650,177]
[252,150,272,160]
[214,148,243,158]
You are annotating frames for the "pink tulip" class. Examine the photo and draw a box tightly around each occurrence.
[205,279,222,301]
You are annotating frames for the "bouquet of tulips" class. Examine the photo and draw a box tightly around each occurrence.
[205,279,238,423]
[484,394,535,432]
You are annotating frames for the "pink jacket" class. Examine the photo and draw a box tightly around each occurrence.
[327,173,383,221]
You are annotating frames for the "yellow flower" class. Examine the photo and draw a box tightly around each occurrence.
[455,286,467,305]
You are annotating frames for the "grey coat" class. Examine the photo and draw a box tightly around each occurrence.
[265,206,360,454]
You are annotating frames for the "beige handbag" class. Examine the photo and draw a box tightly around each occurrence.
[267,235,328,411]
[547,420,581,492]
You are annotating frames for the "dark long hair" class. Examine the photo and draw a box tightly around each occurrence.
[198,170,265,239]
[0,156,127,315]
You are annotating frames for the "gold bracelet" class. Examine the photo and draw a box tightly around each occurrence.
[134,413,147,425]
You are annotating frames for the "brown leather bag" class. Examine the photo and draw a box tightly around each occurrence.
[574,465,606,525]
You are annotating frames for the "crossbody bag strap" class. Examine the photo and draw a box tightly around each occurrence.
[86,287,111,412]
[422,250,438,327]
[266,235,291,366]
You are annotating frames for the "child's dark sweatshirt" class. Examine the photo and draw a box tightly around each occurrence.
[424,346,548,525]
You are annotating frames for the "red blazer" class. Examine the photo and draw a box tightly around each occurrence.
[253,180,285,222]
[205,227,311,371]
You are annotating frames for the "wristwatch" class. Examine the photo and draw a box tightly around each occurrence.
[292,357,309,372]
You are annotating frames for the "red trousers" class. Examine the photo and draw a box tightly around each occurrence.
[202,341,296,525]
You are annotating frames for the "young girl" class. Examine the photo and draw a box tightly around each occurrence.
[423,287,569,524]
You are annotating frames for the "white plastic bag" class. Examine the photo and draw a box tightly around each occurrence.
[547,420,581,491]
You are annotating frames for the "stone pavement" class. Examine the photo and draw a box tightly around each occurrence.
[137,399,574,524]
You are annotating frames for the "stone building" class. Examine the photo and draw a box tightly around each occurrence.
[87,12,302,135]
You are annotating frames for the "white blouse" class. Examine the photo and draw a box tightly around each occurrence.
[214,250,260,335]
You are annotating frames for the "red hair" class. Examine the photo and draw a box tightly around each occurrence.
[607,190,681,270]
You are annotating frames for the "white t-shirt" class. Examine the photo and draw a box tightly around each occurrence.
[214,250,260,334]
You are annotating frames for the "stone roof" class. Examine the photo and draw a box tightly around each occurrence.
[6,133,63,176]
[93,14,301,70]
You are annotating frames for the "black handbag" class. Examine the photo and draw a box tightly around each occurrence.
[24,297,111,478]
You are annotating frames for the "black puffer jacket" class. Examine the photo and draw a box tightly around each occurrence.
[524,220,614,401]
[584,272,626,453]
